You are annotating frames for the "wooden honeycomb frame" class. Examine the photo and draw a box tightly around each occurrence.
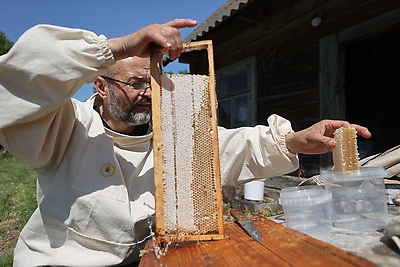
[150,40,224,243]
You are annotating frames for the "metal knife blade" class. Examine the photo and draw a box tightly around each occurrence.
[230,209,262,243]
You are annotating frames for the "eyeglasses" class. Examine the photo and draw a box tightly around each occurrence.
[101,75,150,91]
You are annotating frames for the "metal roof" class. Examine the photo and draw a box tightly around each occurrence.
[184,0,252,42]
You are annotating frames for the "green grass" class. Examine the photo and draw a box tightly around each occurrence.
[0,152,37,266]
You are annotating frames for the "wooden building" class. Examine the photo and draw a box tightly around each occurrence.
[180,0,400,177]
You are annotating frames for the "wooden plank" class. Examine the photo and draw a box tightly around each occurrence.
[205,41,225,238]
[139,217,375,266]
[150,49,166,236]
[339,7,400,43]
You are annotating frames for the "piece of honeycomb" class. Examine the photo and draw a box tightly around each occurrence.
[332,127,359,171]
[160,74,220,236]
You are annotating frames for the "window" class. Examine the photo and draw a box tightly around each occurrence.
[216,57,256,128]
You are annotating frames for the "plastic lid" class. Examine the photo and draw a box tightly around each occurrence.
[320,167,387,182]
[278,186,332,206]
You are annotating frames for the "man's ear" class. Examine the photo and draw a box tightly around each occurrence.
[94,77,108,99]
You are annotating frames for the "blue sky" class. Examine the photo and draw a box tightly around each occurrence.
[0,0,226,101]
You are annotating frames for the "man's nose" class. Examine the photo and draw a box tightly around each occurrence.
[139,83,151,96]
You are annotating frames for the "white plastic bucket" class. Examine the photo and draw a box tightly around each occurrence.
[244,179,265,201]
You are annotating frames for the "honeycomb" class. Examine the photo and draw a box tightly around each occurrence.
[332,127,360,171]
[151,41,224,243]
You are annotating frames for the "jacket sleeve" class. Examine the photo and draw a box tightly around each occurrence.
[0,25,115,171]
[218,114,299,186]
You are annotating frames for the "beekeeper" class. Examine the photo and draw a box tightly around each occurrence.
[0,19,371,266]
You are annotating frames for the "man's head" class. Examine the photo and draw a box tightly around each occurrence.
[94,56,151,134]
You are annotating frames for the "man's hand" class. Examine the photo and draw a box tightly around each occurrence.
[285,120,371,154]
[107,19,198,61]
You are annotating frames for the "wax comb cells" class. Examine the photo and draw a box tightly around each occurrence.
[159,74,220,236]
[332,127,360,171]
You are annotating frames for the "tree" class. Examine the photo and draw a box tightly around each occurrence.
[0,31,13,152]
[0,31,14,55]
[163,70,189,75]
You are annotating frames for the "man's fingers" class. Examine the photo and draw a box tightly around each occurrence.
[353,126,372,138]
[162,19,198,59]
[168,34,183,60]
[164,18,198,29]
[155,22,188,60]
[110,19,198,60]
[325,120,371,139]
[345,122,371,138]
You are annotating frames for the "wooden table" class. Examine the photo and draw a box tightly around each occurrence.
[139,217,375,266]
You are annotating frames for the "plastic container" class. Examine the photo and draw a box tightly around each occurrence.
[244,179,265,201]
[279,186,333,235]
[320,167,389,231]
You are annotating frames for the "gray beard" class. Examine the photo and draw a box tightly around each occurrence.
[108,89,151,127]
